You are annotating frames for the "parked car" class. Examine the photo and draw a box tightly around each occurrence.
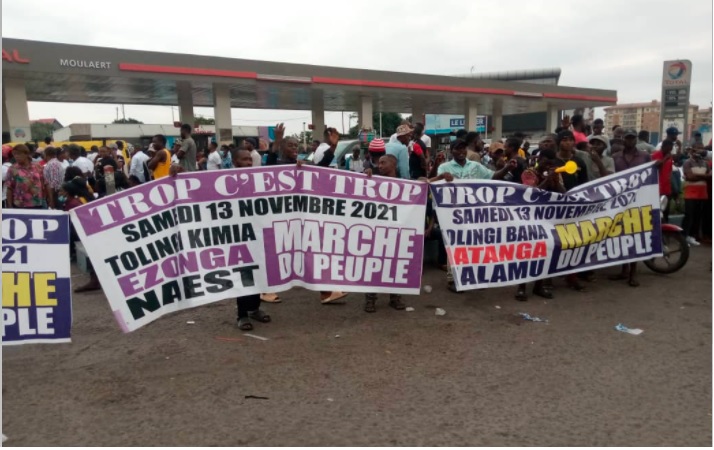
[305,139,361,168]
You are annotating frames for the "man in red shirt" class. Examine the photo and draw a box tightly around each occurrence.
[651,140,674,222]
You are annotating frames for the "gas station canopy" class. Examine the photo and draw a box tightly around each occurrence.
[2,38,617,115]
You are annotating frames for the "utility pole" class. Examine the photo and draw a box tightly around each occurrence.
[379,112,383,137]
[302,122,307,148]
[116,107,119,121]
[121,104,126,120]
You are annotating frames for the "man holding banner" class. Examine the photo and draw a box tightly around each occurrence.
[231,147,272,330]
[362,155,407,312]
[609,129,652,288]
[430,138,518,293]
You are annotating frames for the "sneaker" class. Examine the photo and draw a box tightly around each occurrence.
[686,236,701,246]
[388,297,406,310]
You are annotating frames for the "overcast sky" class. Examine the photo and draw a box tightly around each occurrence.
[3,0,712,134]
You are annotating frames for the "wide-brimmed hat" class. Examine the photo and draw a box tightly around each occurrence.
[489,142,505,153]
[396,124,413,137]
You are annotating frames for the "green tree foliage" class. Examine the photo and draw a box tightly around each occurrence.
[348,112,404,138]
[193,115,215,125]
[30,122,56,141]
[112,118,143,124]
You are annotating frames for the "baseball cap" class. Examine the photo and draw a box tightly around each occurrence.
[589,135,609,146]
[666,127,681,135]
[623,128,637,137]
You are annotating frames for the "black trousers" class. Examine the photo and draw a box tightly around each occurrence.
[682,199,707,238]
[427,230,448,266]
[236,294,261,319]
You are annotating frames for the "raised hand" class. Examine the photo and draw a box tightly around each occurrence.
[561,115,571,129]
[325,127,340,147]
[274,123,285,140]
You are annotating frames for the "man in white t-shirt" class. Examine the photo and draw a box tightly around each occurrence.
[129,146,151,183]
[655,127,683,154]
[68,145,94,176]
[313,142,330,165]
[206,142,222,170]
[243,138,262,167]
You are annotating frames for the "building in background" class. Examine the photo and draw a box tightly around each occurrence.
[604,100,700,141]
[51,123,272,150]
[31,118,63,129]
[693,107,712,129]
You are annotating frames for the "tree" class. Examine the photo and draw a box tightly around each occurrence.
[194,115,215,125]
[31,122,56,141]
[292,131,314,148]
[112,118,143,124]
[348,112,404,138]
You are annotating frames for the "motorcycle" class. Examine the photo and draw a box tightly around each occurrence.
[644,195,690,274]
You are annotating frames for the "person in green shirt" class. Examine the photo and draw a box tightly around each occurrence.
[429,138,518,293]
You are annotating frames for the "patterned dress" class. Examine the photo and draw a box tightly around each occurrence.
[6,163,45,208]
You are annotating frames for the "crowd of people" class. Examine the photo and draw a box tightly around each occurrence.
[2,115,711,330]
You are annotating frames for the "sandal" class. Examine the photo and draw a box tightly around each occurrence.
[515,286,527,302]
[566,279,586,292]
[260,293,281,303]
[321,292,347,304]
[608,274,628,281]
[248,309,271,323]
[237,317,253,331]
[364,298,376,313]
[628,278,640,288]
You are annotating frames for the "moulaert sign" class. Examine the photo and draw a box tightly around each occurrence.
[660,60,692,139]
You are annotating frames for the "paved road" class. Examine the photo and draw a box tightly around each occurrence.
[2,248,712,446]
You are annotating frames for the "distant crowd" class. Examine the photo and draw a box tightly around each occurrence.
[2,116,711,325]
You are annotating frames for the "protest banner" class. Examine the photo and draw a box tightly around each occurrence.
[430,162,663,290]
[71,165,427,332]
[2,210,72,345]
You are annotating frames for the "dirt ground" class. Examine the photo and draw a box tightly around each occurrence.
[2,248,712,446]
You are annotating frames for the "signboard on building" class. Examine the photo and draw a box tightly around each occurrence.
[426,114,486,135]
[661,60,692,139]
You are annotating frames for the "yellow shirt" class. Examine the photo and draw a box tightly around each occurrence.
[152,149,171,179]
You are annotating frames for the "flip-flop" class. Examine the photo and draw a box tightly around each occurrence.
[248,310,271,323]
[321,292,347,304]
[237,318,253,331]
[260,293,281,303]
[515,287,527,301]
[628,279,640,288]
[608,274,628,281]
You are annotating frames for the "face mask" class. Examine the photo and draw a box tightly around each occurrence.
[58,195,67,203]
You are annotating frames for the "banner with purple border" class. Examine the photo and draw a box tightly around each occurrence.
[70,165,427,332]
[2,210,72,345]
[430,162,663,291]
